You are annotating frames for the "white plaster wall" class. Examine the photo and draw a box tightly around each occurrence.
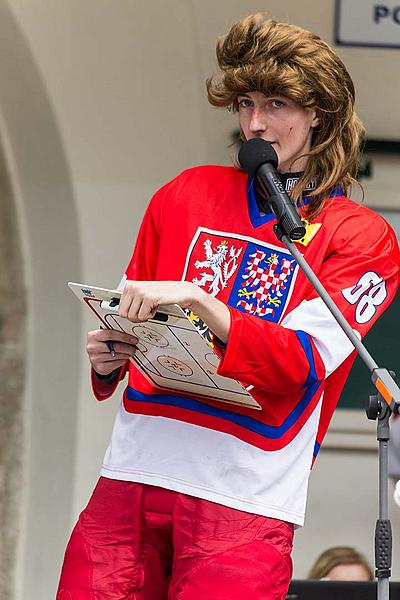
[2,1,399,597]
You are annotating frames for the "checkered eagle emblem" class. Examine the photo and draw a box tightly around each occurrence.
[184,229,298,323]
[236,250,295,318]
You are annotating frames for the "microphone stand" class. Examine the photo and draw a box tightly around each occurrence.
[272,220,400,600]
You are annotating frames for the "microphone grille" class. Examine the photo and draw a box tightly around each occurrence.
[238,138,278,176]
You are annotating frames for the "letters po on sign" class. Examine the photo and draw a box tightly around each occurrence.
[374,4,400,23]
[336,0,400,48]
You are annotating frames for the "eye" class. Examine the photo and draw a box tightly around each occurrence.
[271,99,285,109]
[238,97,253,109]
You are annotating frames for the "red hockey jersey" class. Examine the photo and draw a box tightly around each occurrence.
[97,166,399,526]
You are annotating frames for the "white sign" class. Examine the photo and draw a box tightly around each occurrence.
[336,0,400,47]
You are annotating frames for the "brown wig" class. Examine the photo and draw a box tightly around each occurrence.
[206,13,365,219]
[308,546,374,580]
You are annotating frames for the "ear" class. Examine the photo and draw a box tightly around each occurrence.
[310,109,320,128]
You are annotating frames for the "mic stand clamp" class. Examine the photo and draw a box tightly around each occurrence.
[273,221,293,242]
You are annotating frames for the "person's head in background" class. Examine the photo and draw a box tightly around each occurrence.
[308,546,373,581]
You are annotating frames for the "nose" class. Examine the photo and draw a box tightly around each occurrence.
[249,107,268,135]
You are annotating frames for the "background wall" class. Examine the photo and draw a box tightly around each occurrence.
[0,1,398,598]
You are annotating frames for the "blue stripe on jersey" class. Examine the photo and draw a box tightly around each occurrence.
[247,178,275,228]
[313,440,321,457]
[302,184,343,205]
[125,380,322,440]
[295,330,319,388]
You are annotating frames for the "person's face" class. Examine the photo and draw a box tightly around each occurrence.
[326,563,371,581]
[237,91,319,173]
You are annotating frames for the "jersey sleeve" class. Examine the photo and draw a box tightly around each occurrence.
[91,363,129,401]
[217,212,400,395]
[91,183,167,400]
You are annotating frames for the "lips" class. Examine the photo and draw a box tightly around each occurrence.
[248,137,277,147]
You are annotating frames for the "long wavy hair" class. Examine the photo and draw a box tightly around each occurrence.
[206,13,365,218]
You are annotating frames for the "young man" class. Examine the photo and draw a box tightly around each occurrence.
[57,14,400,600]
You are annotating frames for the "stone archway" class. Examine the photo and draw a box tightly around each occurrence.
[0,139,25,600]
[0,2,82,598]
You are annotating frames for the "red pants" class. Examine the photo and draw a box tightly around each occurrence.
[57,478,293,599]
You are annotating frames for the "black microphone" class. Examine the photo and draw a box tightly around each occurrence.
[238,138,306,241]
